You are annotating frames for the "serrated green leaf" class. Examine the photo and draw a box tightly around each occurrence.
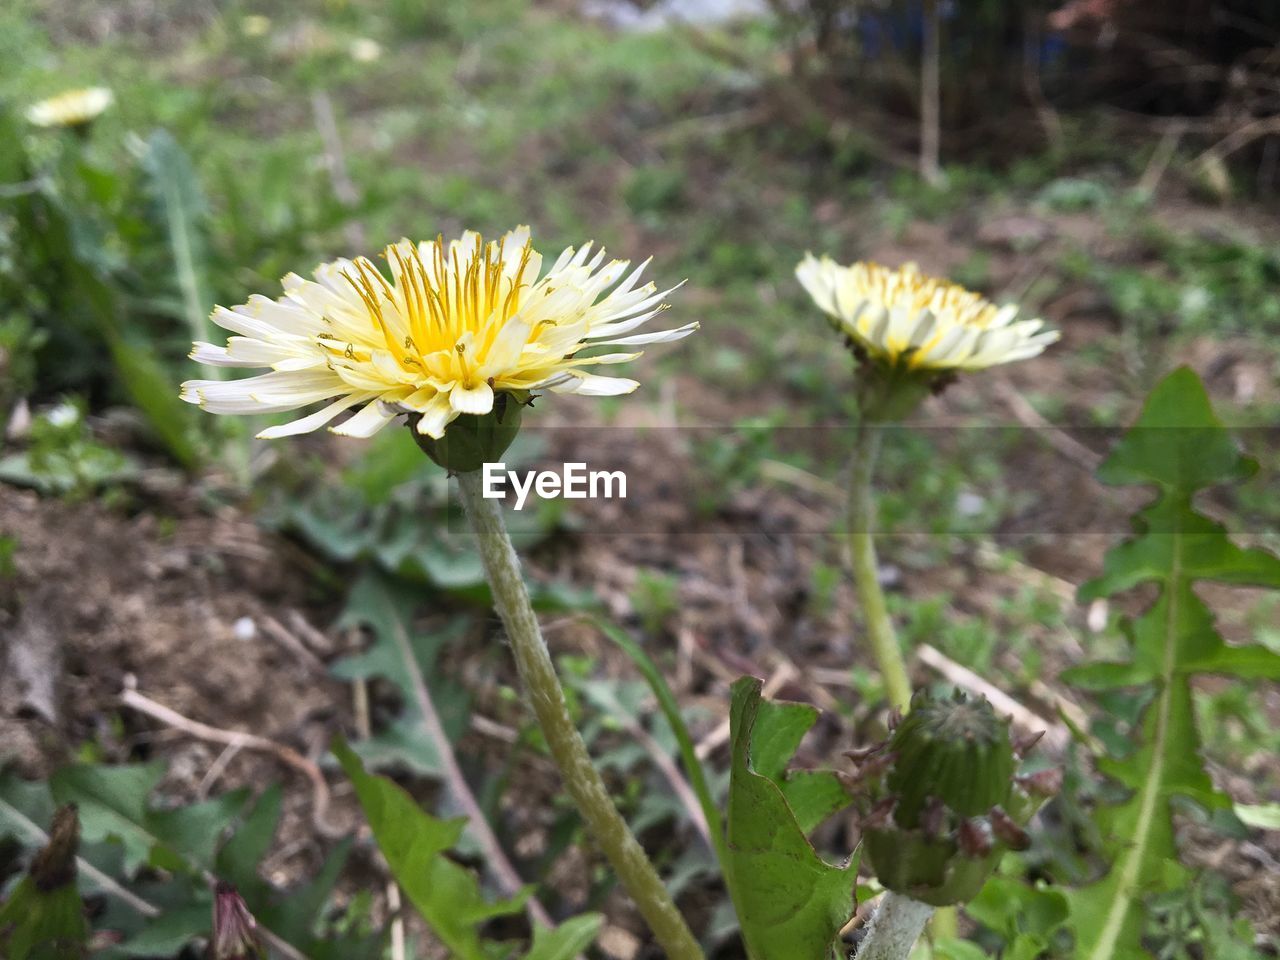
[0,877,87,960]
[750,698,819,784]
[48,765,246,876]
[726,691,848,836]
[781,771,850,836]
[0,771,55,837]
[523,913,602,960]
[333,739,530,960]
[49,764,165,873]
[148,789,250,871]
[331,574,470,775]
[1067,367,1280,960]
[727,677,858,960]
[114,900,208,957]
[215,785,283,895]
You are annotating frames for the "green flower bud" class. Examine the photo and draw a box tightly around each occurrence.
[847,689,1057,907]
[888,689,1015,827]
[410,392,525,473]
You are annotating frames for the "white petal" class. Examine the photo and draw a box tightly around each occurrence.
[479,319,533,374]
[548,373,640,396]
[414,392,458,439]
[591,321,701,348]
[256,392,372,439]
[558,352,642,366]
[907,311,937,348]
[181,379,314,415]
[190,342,249,367]
[796,254,840,317]
[989,304,1020,328]
[331,401,398,438]
[450,380,495,414]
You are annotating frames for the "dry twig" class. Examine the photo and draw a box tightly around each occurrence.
[261,615,327,673]
[383,611,554,928]
[119,684,344,837]
[993,380,1103,470]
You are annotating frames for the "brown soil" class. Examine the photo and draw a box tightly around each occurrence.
[0,482,361,884]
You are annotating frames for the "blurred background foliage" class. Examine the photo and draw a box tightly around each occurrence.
[2,0,1280,956]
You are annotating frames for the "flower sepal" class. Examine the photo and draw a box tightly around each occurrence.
[410,391,526,474]
[856,367,936,423]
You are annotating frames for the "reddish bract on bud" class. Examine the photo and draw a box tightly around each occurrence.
[956,817,993,858]
[1018,767,1065,798]
[989,807,1031,851]
[210,883,263,960]
[1013,730,1046,758]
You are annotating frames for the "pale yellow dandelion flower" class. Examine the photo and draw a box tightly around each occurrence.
[26,87,113,129]
[796,256,1057,371]
[349,38,382,62]
[240,14,272,37]
[182,227,694,440]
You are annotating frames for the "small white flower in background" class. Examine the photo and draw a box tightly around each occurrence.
[233,617,257,641]
[240,14,272,37]
[796,256,1058,372]
[182,226,694,440]
[44,402,81,428]
[26,87,114,129]
[349,38,382,63]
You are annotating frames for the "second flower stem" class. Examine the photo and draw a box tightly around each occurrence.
[456,471,705,960]
[846,420,912,711]
[847,421,959,941]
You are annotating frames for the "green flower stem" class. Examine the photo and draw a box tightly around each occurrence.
[456,471,705,960]
[846,420,912,711]
[848,418,959,941]
[858,893,934,960]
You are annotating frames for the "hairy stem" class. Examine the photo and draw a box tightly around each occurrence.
[456,471,705,960]
[846,421,912,711]
[859,893,934,960]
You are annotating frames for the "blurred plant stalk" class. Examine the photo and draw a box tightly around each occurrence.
[846,417,955,939]
[846,419,912,711]
[455,470,705,960]
[858,893,934,960]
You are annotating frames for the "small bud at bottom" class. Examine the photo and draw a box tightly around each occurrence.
[211,883,262,960]
[31,805,79,892]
